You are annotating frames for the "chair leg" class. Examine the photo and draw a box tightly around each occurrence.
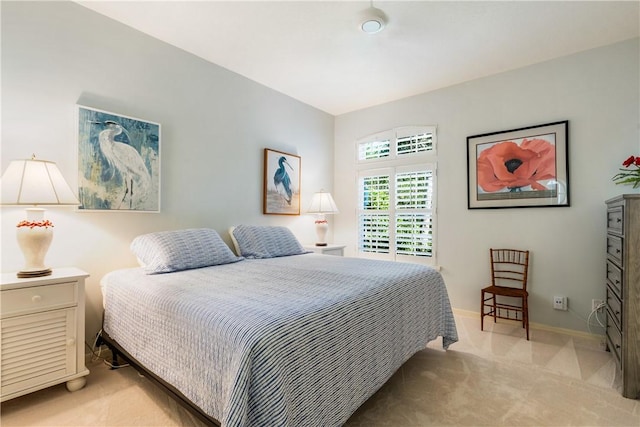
[492,294,497,324]
[480,290,485,331]
[524,297,530,340]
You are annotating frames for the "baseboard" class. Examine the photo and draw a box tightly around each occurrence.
[452,308,605,342]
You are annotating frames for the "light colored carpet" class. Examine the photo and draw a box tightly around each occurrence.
[1,313,638,426]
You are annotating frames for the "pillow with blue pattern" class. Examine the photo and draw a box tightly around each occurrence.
[231,225,309,259]
[131,228,243,274]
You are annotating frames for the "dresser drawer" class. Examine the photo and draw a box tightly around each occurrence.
[1,282,78,318]
[606,260,623,298]
[606,285,622,331]
[607,205,624,234]
[606,312,623,369]
[606,234,623,266]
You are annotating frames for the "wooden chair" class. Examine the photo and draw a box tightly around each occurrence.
[481,249,530,340]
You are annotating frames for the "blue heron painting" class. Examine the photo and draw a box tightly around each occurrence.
[77,106,160,211]
[264,148,300,215]
[274,156,293,205]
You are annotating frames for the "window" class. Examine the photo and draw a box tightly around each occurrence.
[356,126,436,264]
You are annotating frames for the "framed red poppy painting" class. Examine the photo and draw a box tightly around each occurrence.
[467,121,569,209]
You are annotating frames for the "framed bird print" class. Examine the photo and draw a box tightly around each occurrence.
[263,148,301,215]
[76,105,161,212]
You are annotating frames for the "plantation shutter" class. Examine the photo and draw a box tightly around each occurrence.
[358,170,392,259]
[395,165,435,259]
[356,126,437,265]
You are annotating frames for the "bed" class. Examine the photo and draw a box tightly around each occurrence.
[100,226,458,427]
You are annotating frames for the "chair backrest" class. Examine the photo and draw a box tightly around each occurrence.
[490,248,530,290]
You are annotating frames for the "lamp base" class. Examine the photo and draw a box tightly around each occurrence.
[17,268,52,279]
[314,218,329,247]
[16,208,54,279]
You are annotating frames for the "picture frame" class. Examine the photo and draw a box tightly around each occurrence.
[467,120,569,209]
[263,148,301,215]
[77,105,161,212]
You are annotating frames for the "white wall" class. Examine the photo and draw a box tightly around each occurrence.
[3,2,638,342]
[334,38,640,333]
[1,1,334,344]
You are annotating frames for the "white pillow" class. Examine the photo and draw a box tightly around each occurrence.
[230,225,308,259]
[131,228,243,274]
[228,226,241,256]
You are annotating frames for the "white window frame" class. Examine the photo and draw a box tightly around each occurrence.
[356,126,437,265]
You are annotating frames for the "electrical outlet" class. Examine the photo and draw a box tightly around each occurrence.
[592,299,605,312]
[553,296,568,311]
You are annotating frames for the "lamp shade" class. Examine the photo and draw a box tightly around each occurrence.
[307,190,339,214]
[1,158,79,206]
[307,190,338,247]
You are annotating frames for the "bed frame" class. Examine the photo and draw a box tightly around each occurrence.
[100,330,220,426]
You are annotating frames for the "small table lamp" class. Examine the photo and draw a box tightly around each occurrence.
[307,190,339,246]
[0,155,79,278]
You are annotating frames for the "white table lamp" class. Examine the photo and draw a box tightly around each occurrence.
[1,155,79,278]
[307,190,339,246]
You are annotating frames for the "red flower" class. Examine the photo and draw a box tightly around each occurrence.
[622,155,636,167]
[477,138,556,192]
[613,155,640,188]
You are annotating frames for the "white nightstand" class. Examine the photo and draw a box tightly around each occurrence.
[0,267,90,402]
[304,244,346,256]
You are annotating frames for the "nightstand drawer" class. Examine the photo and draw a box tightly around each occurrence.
[304,244,346,256]
[1,282,77,318]
[320,247,344,256]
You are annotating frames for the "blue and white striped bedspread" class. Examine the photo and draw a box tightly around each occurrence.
[101,254,458,427]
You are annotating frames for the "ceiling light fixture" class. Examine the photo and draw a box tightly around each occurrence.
[360,3,387,34]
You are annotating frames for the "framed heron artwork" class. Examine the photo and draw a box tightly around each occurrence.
[263,148,301,215]
[76,105,161,212]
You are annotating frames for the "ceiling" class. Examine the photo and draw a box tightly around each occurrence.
[76,1,639,116]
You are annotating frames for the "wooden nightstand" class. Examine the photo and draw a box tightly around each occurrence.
[304,244,346,256]
[0,267,90,402]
